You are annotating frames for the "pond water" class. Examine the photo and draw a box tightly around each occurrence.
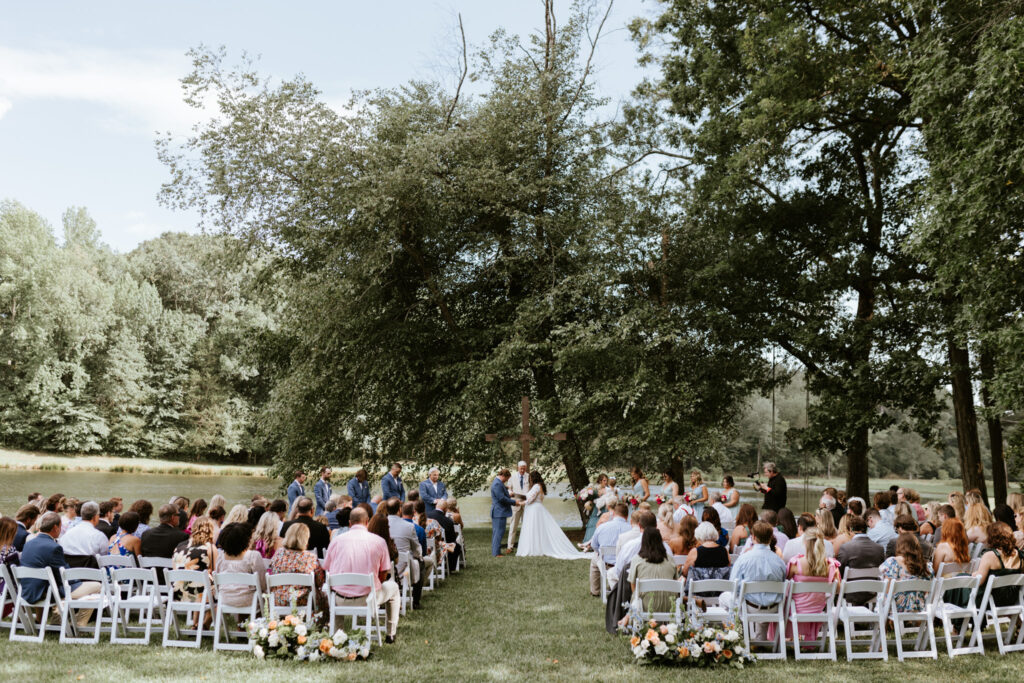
[0,470,821,528]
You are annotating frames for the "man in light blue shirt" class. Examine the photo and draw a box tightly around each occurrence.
[721,520,786,614]
[588,502,630,596]
[866,507,897,546]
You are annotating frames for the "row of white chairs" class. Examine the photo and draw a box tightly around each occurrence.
[629,570,1024,662]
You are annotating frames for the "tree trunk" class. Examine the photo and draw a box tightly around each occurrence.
[948,337,988,503]
[979,346,1006,506]
[532,362,589,525]
[845,423,870,502]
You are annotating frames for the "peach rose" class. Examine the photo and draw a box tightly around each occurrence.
[659,625,669,635]
[630,636,641,647]
[319,639,333,653]
[703,641,716,654]
[267,620,278,630]
[297,635,307,645]
[346,652,357,661]
[723,649,733,659]
[678,646,690,658]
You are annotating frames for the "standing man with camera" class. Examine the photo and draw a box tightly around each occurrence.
[753,462,787,512]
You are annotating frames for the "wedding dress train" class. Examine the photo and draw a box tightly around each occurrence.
[516,484,589,560]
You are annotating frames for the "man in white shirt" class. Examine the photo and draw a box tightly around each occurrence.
[59,501,108,558]
[587,503,630,596]
[866,507,897,546]
[782,512,835,563]
[506,461,530,552]
[610,511,671,589]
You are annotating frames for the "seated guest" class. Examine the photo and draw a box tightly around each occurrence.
[656,505,684,555]
[280,497,331,557]
[677,516,698,556]
[815,508,837,543]
[386,498,424,609]
[269,523,326,614]
[59,497,80,536]
[60,501,108,564]
[887,514,932,562]
[215,522,267,606]
[172,516,217,601]
[626,527,677,616]
[446,497,464,528]
[837,515,884,606]
[866,508,897,546]
[332,508,353,538]
[141,504,190,558]
[784,527,840,646]
[427,499,460,570]
[588,503,630,597]
[701,507,729,547]
[209,494,227,512]
[401,502,434,577]
[846,497,866,518]
[832,513,856,556]
[347,469,373,506]
[0,518,18,596]
[185,499,208,534]
[964,501,994,545]
[14,504,39,552]
[880,535,932,613]
[777,508,798,541]
[252,511,281,560]
[932,517,970,574]
[268,499,288,528]
[171,497,190,530]
[931,503,957,544]
[682,521,730,588]
[108,511,142,557]
[207,506,226,540]
[920,502,941,538]
[247,496,268,528]
[783,513,835,563]
[130,500,154,536]
[949,491,966,520]
[21,512,101,627]
[327,495,352,530]
[224,504,249,526]
[96,501,118,538]
[719,521,787,637]
[324,507,401,643]
[604,512,664,633]
[874,491,894,525]
[729,503,757,552]
[974,522,1023,606]
[993,503,1016,531]
[758,509,788,553]
[44,493,65,513]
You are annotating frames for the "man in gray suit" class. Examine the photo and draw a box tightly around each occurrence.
[386,497,424,609]
[836,515,885,605]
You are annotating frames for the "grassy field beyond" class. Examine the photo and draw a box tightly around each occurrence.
[0,447,269,476]
[1,529,1023,681]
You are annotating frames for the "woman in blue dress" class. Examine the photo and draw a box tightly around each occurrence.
[689,470,709,521]
[630,467,650,511]
[581,474,610,544]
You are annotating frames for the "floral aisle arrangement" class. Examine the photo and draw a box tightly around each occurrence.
[621,600,755,669]
[245,598,371,662]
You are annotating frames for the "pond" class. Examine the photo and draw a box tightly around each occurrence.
[0,470,823,528]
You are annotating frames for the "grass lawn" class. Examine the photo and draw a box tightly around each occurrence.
[2,529,1023,681]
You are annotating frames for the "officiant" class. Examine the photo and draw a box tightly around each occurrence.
[506,460,530,552]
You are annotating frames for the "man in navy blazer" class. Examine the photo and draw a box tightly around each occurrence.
[314,467,333,516]
[490,469,518,556]
[287,471,307,511]
[19,512,101,625]
[419,468,447,513]
[347,468,372,505]
[381,462,406,502]
[14,504,39,552]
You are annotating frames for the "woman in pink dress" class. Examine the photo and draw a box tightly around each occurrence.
[776,527,840,646]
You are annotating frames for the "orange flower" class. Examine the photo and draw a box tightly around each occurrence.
[645,629,658,642]
[630,636,641,647]
[268,620,278,630]
[723,649,733,659]
[649,619,658,628]
[285,615,298,626]
[346,652,357,661]
[319,639,333,653]
[678,646,690,658]
[703,641,716,654]
[297,635,307,645]
[659,625,669,635]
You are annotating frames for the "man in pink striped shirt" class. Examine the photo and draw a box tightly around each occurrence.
[324,507,401,642]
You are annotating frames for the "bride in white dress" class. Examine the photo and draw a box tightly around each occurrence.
[516,471,589,560]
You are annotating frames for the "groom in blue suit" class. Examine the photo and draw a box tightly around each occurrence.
[491,468,518,556]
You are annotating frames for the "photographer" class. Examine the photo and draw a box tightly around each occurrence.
[753,462,787,512]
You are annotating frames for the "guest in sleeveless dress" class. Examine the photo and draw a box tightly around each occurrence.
[975,522,1024,608]
[172,517,216,602]
[780,527,840,646]
[582,474,609,544]
[682,522,731,596]
[626,527,678,615]
[688,471,708,521]
[107,511,141,557]
[880,535,932,613]
[629,467,650,512]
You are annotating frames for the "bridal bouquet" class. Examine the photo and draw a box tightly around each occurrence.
[719,493,727,503]
[622,600,755,670]
[245,598,371,662]
[577,487,598,504]
[654,495,666,506]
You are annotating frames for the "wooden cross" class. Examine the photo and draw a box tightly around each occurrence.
[485,396,566,470]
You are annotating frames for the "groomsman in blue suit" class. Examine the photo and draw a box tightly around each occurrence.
[314,467,333,516]
[419,467,447,512]
[490,468,518,556]
[381,462,406,502]
[347,468,372,505]
[287,471,307,511]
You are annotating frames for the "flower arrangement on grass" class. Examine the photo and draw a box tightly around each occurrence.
[245,596,371,662]
[621,599,755,669]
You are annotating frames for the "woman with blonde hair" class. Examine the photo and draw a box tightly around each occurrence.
[832,513,856,555]
[783,526,840,645]
[948,491,966,521]
[814,508,837,541]
[268,523,326,614]
[252,511,281,559]
[223,504,249,527]
[209,494,227,511]
[172,516,217,610]
[920,502,942,537]
[688,470,709,520]
[964,502,993,544]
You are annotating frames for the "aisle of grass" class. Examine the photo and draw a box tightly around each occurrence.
[2,528,1023,681]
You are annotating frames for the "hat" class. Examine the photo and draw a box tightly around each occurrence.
[608,475,617,481]
[518,461,527,467]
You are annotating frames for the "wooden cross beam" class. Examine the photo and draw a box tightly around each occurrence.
[485,396,566,470]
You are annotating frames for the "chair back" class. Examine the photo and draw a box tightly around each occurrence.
[139,556,174,569]
[599,546,616,565]
[889,577,934,614]
[97,554,137,569]
[165,569,211,594]
[266,572,315,590]
[969,543,985,559]
[843,566,880,581]
[61,567,106,585]
[837,579,887,606]
[12,565,60,604]
[110,567,159,599]
[789,581,837,597]
[327,572,374,590]
[936,561,971,577]
[672,554,687,568]
[687,579,734,606]
[214,572,259,589]
[934,575,980,604]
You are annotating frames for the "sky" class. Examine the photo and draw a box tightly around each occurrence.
[0,0,653,253]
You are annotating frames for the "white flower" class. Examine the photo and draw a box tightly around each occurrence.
[295,623,308,637]
[712,640,722,652]
[654,642,669,655]
[308,651,320,662]
[665,633,676,644]
[253,645,265,660]
[735,645,744,655]
[703,628,715,639]
[667,622,679,634]
[258,627,268,639]
[333,629,348,645]
[246,621,257,634]
[360,646,370,658]
[328,646,341,659]
[632,645,646,658]
[267,632,280,648]
[640,639,651,651]
[725,629,739,642]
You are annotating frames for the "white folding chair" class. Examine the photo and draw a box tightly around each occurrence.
[633,578,684,623]
[0,563,17,630]
[979,574,1024,654]
[138,556,174,570]
[935,561,971,578]
[932,575,984,657]
[212,572,261,651]
[424,537,437,591]
[836,577,889,660]
[9,566,60,642]
[110,567,161,645]
[969,543,985,560]
[396,551,411,616]
[738,580,790,660]
[453,524,466,571]
[672,554,687,569]
[162,569,212,648]
[265,572,316,621]
[889,578,938,661]
[97,554,138,570]
[686,579,735,625]
[58,567,110,644]
[326,573,381,645]
[599,546,615,604]
[787,581,837,661]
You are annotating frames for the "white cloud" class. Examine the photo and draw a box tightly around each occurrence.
[0,45,206,133]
